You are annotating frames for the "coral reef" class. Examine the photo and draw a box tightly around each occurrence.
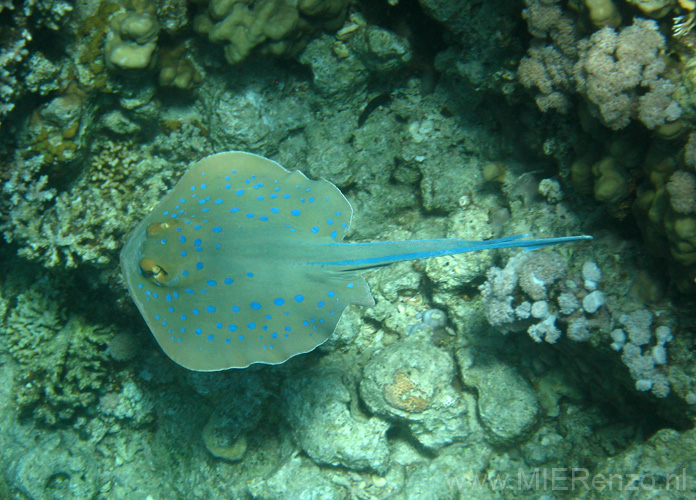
[0,1,695,499]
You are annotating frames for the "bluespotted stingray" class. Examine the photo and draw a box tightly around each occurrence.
[121,151,590,371]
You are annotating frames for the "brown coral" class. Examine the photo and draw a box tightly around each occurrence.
[666,170,696,214]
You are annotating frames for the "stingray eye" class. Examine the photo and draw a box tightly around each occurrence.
[140,258,169,284]
[146,222,171,236]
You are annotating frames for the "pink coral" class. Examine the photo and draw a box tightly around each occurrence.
[573,19,681,130]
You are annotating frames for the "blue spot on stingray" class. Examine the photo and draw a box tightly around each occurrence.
[247,272,254,278]
[328,291,335,297]
[270,207,279,213]
[246,213,254,218]
[283,194,290,199]
[284,326,291,332]
[182,270,189,277]
[214,199,223,204]
[309,197,315,202]
[228,324,237,332]
[206,305,216,313]
[201,184,207,189]
[165,294,172,302]
[225,176,230,180]
[274,298,285,306]
[190,186,195,191]
[291,209,301,216]
[230,207,240,213]
[225,338,231,344]
[294,295,304,303]
[248,322,256,330]
[194,224,201,230]
[238,335,245,340]
[216,322,223,329]
[265,314,272,320]
[207,334,214,341]
[232,306,241,312]
[181,251,187,257]
[168,306,174,312]
[194,238,201,246]
[303,320,309,326]
[327,219,333,225]
[225,184,231,189]
[160,239,167,245]
[212,226,222,233]
[259,216,269,221]
[196,262,204,270]
[331,231,338,239]
[317,301,325,307]
[179,198,186,203]
[195,328,202,335]
[272,332,278,339]
[270,193,278,199]
[179,235,186,243]
[207,279,217,287]
[215,244,221,249]
[311,227,319,233]
[193,308,200,315]
[251,301,262,310]
[224,278,233,285]
[236,189,244,195]
[257,196,264,201]
[185,288,194,294]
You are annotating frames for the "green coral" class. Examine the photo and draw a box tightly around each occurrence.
[4,276,113,425]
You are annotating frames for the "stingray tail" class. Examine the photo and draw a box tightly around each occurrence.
[316,234,592,271]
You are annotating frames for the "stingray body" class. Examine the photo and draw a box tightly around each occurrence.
[121,151,590,371]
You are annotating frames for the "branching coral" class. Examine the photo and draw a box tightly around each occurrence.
[4,277,112,425]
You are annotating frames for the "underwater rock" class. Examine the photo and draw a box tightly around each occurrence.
[283,368,391,473]
[248,454,348,500]
[347,26,412,73]
[457,348,541,446]
[360,340,475,450]
[10,436,98,500]
[300,34,369,104]
[573,427,696,500]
